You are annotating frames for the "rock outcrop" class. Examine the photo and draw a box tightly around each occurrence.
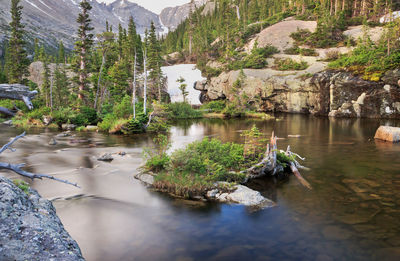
[196,69,400,119]
[0,176,84,261]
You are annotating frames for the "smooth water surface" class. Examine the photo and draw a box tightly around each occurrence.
[1,114,400,261]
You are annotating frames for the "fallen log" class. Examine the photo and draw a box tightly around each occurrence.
[0,83,38,109]
[0,132,79,187]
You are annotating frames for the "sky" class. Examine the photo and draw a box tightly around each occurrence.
[99,0,191,14]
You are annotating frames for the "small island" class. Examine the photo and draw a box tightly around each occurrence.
[136,126,311,209]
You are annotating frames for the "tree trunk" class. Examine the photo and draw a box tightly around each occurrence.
[143,48,147,115]
[0,84,38,110]
[94,52,106,110]
[132,50,137,119]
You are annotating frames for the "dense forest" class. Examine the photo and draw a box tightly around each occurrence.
[1,0,400,130]
[162,0,400,79]
[0,0,176,133]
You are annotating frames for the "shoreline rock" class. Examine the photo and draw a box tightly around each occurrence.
[196,69,400,119]
[374,126,400,143]
[0,176,84,261]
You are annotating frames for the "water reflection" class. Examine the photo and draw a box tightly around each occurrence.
[0,114,400,260]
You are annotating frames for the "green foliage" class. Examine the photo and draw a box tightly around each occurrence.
[201,100,226,113]
[274,58,309,71]
[227,45,279,71]
[13,179,30,195]
[97,113,118,132]
[166,138,247,188]
[328,33,400,81]
[122,113,148,134]
[241,125,267,160]
[166,102,202,119]
[284,46,318,56]
[146,117,170,133]
[144,134,171,172]
[113,95,133,119]
[276,151,297,168]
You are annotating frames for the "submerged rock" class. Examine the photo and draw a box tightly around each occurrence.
[374,126,400,143]
[97,153,114,162]
[225,185,275,208]
[0,177,84,261]
[48,138,57,146]
[135,172,154,186]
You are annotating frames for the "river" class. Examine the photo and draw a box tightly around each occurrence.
[1,115,400,260]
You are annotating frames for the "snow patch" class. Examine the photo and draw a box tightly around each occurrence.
[162,64,205,105]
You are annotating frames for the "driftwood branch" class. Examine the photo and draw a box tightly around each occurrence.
[0,106,15,117]
[0,132,79,187]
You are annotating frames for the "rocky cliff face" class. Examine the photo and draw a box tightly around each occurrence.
[0,176,84,261]
[160,0,208,31]
[195,69,400,119]
[0,0,162,50]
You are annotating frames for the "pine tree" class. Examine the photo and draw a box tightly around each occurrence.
[33,39,40,62]
[58,41,66,64]
[75,0,94,101]
[147,21,164,101]
[5,0,29,84]
[42,55,51,107]
[177,76,189,103]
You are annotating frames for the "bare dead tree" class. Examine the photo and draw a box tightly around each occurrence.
[0,132,79,187]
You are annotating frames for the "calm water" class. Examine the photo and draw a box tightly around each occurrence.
[1,114,400,261]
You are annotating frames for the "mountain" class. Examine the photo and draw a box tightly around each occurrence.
[160,0,209,31]
[0,0,163,51]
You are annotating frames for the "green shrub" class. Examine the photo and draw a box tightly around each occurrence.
[222,103,245,118]
[201,100,226,113]
[328,38,400,81]
[169,138,246,181]
[113,95,132,119]
[79,106,98,125]
[284,46,318,56]
[227,45,279,71]
[146,117,170,133]
[122,113,148,134]
[98,113,118,132]
[166,102,202,119]
[144,134,171,172]
[274,58,309,71]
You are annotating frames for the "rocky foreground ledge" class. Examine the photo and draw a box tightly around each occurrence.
[0,177,84,261]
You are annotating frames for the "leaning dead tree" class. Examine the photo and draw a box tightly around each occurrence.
[0,132,79,187]
[243,132,312,190]
[0,84,38,117]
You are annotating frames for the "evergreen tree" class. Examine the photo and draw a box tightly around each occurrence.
[58,41,65,64]
[75,0,94,101]
[177,76,189,103]
[33,38,40,62]
[42,55,51,107]
[147,21,164,101]
[5,0,29,84]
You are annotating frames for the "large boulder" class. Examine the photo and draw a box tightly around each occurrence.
[0,177,84,261]
[374,126,400,143]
